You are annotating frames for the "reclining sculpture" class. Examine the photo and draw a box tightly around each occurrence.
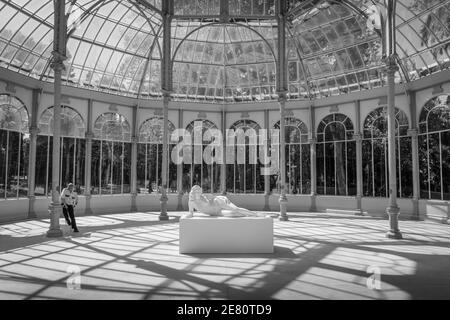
[185,185,267,218]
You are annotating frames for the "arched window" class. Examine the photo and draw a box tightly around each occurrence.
[183,119,220,193]
[91,112,131,195]
[38,106,85,138]
[93,112,131,142]
[35,106,86,197]
[227,119,263,194]
[418,94,450,200]
[0,94,29,199]
[273,117,310,195]
[362,107,412,198]
[316,113,356,196]
[137,117,177,194]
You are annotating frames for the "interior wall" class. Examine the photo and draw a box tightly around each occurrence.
[0,75,449,224]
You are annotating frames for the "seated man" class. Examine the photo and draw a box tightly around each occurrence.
[185,185,267,218]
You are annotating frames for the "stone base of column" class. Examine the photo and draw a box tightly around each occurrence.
[279,195,288,221]
[354,196,363,216]
[159,194,169,221]
[263,192,270,211]
[28,196,37,219]
[386,205,402,239]
[310,193,317,212]
[411,198,421,220]
[47,203,63,238]
[84,194,93,216]
[131,193,138,212]
[177,192,184,211]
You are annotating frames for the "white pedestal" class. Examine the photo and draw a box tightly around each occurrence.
[179,216,273,254]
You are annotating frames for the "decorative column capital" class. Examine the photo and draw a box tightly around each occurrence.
[131,136,138,144]
[383,55,399,74]
[308,137,316,145]
[353,132,363,143]
[50,51,67,71]
[277,90,287,103]
[29,126,40,135]
[162,89,172,98]
[85,132,94,140]
[407,129,419,138]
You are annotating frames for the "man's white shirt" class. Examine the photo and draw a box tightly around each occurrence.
[60,188,78,206]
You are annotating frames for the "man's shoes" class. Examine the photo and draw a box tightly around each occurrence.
[73,228,79,233]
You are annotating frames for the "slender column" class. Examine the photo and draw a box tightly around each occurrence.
[278,94,288,221]
[28,88,41,218]
[221,107,227,195]
[408,128,420,219]
[130,105,138,196]
[159,92,170,220]
[309,104,317,212]
[177,109,183,210]
[354,100,363,215]
[276,0,288,221]
[407,90,420,220]
[84,99,93,196]
[47,0,66,237]
[385,57,402,239]
[263,109,270,211]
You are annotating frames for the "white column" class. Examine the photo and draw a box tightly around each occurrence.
[309,104,317,212]
[355,100,363,215]
[177,109,184,210]
[221,108,227,195]
[263,109,270,211]
[159,92,170,220]
[46,0,66,237]
[28,88,41,218]
[278,94,288,221]
[385,57,402,239]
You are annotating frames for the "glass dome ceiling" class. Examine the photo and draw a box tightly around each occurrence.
[0,0,449,102]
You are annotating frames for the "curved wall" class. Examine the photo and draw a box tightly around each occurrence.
[0,68,449,224]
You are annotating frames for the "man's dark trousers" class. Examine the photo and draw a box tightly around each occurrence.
[62,205,77,230]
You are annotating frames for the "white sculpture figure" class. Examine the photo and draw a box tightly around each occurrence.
[185,185,266,218]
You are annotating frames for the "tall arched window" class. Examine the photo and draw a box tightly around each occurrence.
[35,106,85,196]
[91,113,131,195]
[272,118,310,194]
[137,117,176,194]
[227,119,264,194]
[183,119,220,193]
[419,94,450,200]
[362,107,412,198]
[0,94,29,199]
[316,113,356,196]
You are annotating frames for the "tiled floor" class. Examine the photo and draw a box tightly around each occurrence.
[0,212,449,300]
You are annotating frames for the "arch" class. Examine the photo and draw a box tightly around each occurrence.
[419,94,450,134]
[317,113,354,142]
[418,94,450,200]
[186,119,219,143]
[274,117,308,143]
[138,117,176,143]
[363,107,409,138]
[229,119,261,131]
[38,105,85,138]
[93,112,131,142]
[171,22,278,66]
[0,94,29,133]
